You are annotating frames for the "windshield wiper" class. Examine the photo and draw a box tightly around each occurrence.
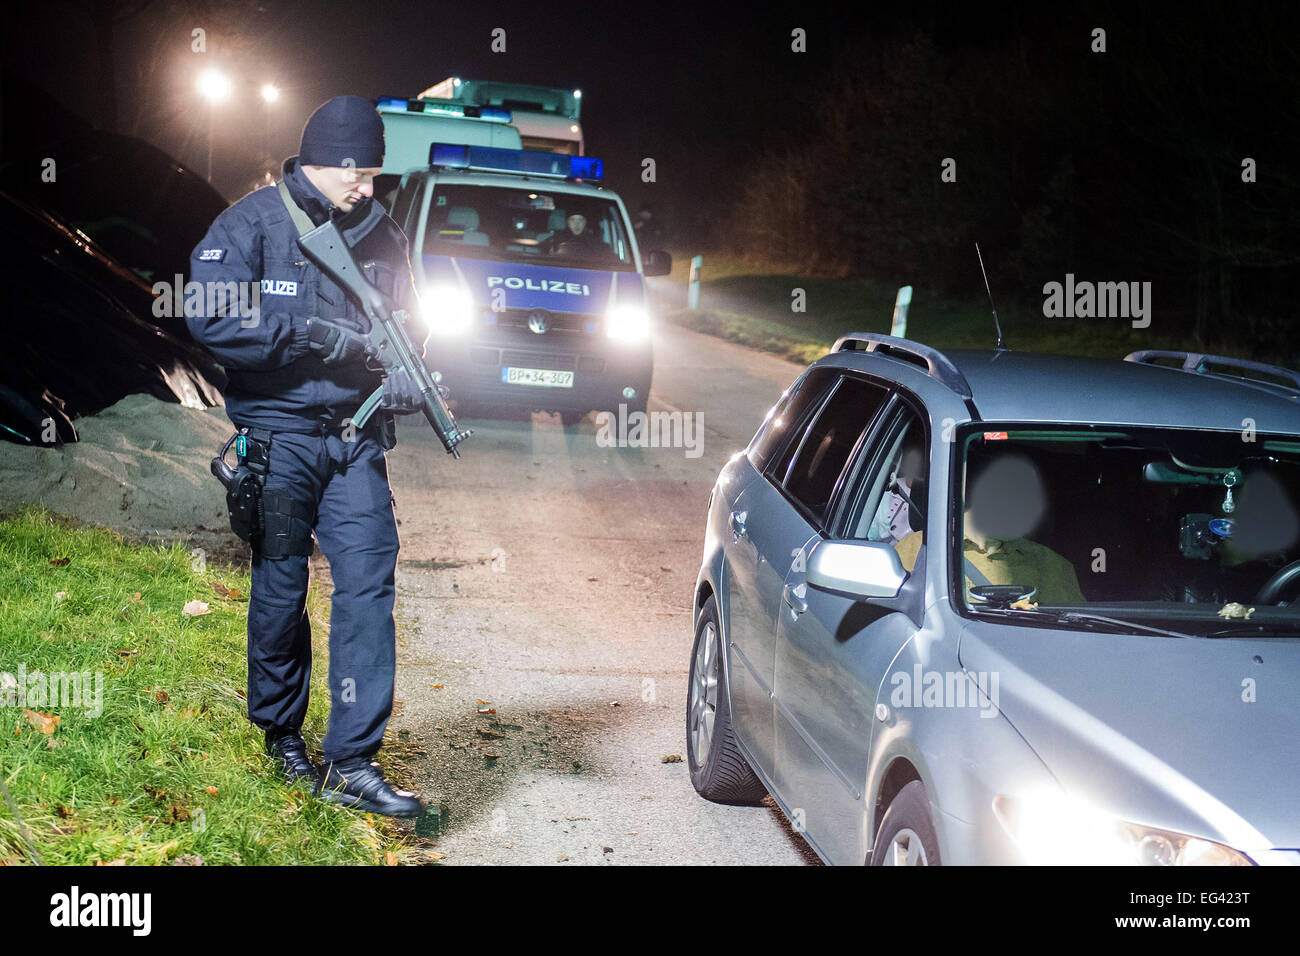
[974,606,1197,639]
[1204,622,1300,638]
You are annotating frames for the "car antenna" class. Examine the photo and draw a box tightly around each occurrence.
[975,242,1009,351]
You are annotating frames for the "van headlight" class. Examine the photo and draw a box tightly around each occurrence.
[420,282,476,338]
[993,793,1254,865]
[605,304,651,343]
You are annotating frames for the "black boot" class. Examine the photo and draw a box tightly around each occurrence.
[316,756,424,817]
[265,729,320,787]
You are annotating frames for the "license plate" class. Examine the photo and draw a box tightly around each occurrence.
[502,366,575,388]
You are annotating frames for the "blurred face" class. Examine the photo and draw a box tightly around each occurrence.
[302,163,383,212]
[567,213,587,235]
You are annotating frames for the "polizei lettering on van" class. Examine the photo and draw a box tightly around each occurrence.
[487,276,591,296]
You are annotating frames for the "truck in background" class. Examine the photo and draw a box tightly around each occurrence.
[418,78,584,155]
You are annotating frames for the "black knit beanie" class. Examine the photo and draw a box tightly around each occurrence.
[299,95,385,168]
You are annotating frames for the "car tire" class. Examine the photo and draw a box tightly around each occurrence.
[869,780,942,866]
[686,595,767,805]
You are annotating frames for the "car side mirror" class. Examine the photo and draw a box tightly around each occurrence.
[806,539,907,600]
[643,249,672,277]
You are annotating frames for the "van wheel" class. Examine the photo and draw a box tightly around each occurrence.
[686,595,767,805]
[869,780,941,865]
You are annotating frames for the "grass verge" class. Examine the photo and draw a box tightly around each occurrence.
[0,504,421,865]
[660,253,1212,364]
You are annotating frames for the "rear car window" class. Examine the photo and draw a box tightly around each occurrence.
[748,368,838,474]
[781,376,890,525]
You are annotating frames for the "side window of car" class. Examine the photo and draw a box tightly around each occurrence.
[748,368,838,475]
[845,404,930,564]
[390,181,418,237]
[779,376,891,526]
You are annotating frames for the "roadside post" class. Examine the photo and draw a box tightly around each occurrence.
[891,284,913,337]
[688,255,703,311]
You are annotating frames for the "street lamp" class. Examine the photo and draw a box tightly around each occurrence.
[260,84,280,184]
[197,68,231,183]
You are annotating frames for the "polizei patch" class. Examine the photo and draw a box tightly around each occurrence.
[198,248,225,262]
[260,278,299,296]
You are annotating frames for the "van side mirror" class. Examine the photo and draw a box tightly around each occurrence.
[643,249,672,277]
[806,539,907,599]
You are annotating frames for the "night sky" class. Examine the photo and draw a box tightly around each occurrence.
[6,0,1299,346]
[4,1,876,218]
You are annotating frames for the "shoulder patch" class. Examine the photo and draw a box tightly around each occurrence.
[198,248,225,262]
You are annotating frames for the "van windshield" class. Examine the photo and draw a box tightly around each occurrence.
[423,184,635,271]
[953,425,1300,635]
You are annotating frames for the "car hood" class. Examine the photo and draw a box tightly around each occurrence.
[959,621,1300,856]
[422,254,644,315]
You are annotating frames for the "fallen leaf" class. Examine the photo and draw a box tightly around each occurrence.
[661,754,683,764]
[426,851,446,860]
[39,630,57,640]
[23,709,60,734]
[54,591,67,601]
[602,846,614,854]
[430,684,444,689]
[227,589,242,599]
[182,600,211,617]
[150,689,169,703]
[210,581,231,597]
[384,851,399,866]
[205,786,219,797]
[556,855,569,862]
[49,557,70,567]
[130,592,142,603]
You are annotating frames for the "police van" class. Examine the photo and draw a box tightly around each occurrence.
[380,108,670,422]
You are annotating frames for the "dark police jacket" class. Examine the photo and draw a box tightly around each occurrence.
[187,157,422,434]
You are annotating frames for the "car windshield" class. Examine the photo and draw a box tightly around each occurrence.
[954,425,1300,634]
[423,184,635,270]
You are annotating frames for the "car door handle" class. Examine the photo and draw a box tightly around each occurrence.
[729,510,748,538]
[782,582,808,617]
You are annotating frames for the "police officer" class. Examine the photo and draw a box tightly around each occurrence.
[187,96,426,817]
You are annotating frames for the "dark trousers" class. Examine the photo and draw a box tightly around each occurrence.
[245,428,400,763]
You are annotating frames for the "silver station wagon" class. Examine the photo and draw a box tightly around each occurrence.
[687,334,1300,866]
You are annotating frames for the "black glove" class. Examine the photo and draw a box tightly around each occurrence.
[380,367,423,414]
[307,317,371,365]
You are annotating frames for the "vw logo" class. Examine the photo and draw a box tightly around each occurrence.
[527,310,551,334]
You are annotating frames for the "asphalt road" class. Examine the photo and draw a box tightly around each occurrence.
[377,323,821,864]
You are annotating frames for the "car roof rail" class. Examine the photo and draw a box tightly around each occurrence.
[1123,350,1300,395]
[832,332,973,399]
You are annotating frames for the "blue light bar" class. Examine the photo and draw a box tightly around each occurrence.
[428,143,604,181]
[568,156,603,180]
